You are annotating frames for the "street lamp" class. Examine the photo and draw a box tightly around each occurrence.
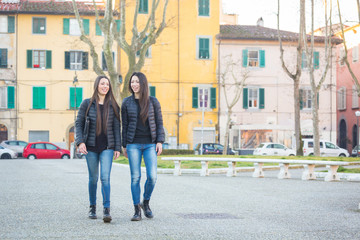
[355,111,360,157]
[72,72,79,159]
[200,92,205,155]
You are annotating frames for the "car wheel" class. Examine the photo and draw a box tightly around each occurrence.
[1,153,11,159]
[339,153,346,157]
[28,154,36,160]
[289,154,295,156]
[61,154,70,159]
[309,153,314,156]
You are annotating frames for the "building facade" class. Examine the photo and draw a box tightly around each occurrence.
[335,24,360,153]
[217,25,339,152]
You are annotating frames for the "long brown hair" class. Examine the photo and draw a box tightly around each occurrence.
[129,72,149,124]
[89,75,120,136]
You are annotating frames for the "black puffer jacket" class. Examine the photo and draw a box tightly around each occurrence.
[121,95,164,148]
[75,98,121,152]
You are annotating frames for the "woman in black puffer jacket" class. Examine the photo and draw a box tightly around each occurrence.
[121,72,164,221]
[75,75,121,223]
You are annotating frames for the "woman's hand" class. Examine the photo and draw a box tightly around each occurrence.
[79,143,88,155]
[123,148,128,158]
[156,143,163,156]
[113,151,120,159]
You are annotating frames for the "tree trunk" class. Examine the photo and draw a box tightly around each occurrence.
[294,76,303,155]
[312,90,320,156]
[223,111,232,155]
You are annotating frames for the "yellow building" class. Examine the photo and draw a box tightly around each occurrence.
[1,0,219,150]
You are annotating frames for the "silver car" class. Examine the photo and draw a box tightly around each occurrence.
[0,140,28,157]
[0,145,17,159]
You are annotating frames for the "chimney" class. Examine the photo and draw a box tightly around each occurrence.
[257,17,264,27]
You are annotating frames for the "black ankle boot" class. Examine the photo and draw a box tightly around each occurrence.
[131,204,142,221]
[141,200,154,219]
[89,205,97,219]
[103,208,112,223]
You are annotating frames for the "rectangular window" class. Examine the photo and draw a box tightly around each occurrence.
[192,86,216,109]
[70,51,82,70]
[242,49,265,68]
[70,87,83,109]
[69,18,81,36]
[0,16,7,33]
[0,87,6,108]
[139,0,148,13]
[136,36,151,58]
[337,87,346,110]
[33,50,46,69]
[301,51,320,69]
[352,85,359,109]
[197,37,211,59]
[0,48,7,68]
[33,87,46,109]
[353,45,359,63]
[198,0,210,16]
[339,47,345,66]
[102,52,115,71]
[300,89,312,109]
[248,88,258,108]
[33,17,46,34]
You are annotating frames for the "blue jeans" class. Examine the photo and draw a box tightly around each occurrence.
[127,143,157,205]
[85,149,114,208]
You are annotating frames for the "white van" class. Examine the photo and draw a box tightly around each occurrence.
[302,139,349,157]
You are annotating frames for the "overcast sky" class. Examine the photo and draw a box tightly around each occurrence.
[222,0,359,32]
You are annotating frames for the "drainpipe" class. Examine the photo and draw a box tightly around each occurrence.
[217,38,221,143]
[177,0,180,148]
[15,11,18,140]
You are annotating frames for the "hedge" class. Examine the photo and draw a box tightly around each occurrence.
[162,149,195,155]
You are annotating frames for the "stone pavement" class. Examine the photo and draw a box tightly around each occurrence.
[0,159,359,240]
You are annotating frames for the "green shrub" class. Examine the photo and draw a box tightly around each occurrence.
[162,149,195,155]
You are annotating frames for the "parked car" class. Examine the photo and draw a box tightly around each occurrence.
[195,143,236,155]
[0,140,28,157]
[351,145,360,157]
[253,143,295,156]
[23,142,71,159]
[302,139,349,157]
[0,145,18,159]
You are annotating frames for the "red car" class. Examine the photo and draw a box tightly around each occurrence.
[23,142,70,159]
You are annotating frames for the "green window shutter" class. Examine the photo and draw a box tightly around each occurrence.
[38,87,46,109]
[301,51,306,69]
[259,50,265,68]
[77,88,83,108]
[0,49,7,68]
[102,52,106,70]
[7,86,15,109]
[83,19,89,35]
[317,92,319,108]
[82,52,88,70]
[199,38,209,59]
[63,18,69,35]
[65,51,70,69]
[204,0,209,16]
[313,51,319,69]
[8,16,15,33]
[299,89,303,110]
[139,0,148,13]
[259,88,265,109]
[115,20,120,32]
[242,49,248,67]
[198,0,203,16]
[27,50,33,68]
[243,88,248,109]
[95,21,102,35]
[149,86,156,97]
[46,50,51,69]
[33,87,38,109]
[70,87,75,109]
[210,87,216,109]
[192,87,198,108]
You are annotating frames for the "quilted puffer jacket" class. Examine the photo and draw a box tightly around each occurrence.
[121,95,164,148]
[75,98,121,152]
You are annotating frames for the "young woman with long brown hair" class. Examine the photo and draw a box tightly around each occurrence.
[76,75,121,223]
[121,72,164,221]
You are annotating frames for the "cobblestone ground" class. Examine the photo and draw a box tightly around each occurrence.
[0,159,359,240]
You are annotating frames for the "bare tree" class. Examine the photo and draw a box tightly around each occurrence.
[219,55,249,155]
[337,0,360,96]
[277,0,305,156]
[72,0,170,102]
[303,0,333,156]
